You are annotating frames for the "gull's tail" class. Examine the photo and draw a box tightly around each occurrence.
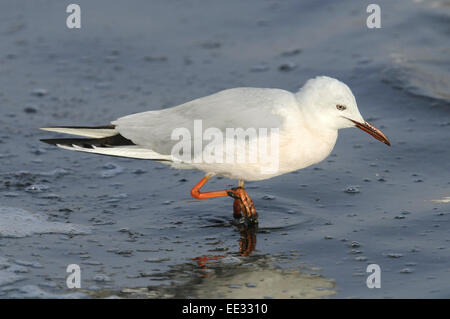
[40,125,172,161]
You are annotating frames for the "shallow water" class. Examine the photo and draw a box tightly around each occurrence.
[0,0,449,298]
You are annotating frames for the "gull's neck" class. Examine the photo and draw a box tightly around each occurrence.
[295,93,337,139]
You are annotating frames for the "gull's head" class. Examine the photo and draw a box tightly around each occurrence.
[296,76,390,146]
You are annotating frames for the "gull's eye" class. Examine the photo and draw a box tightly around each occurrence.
[336,104,346,111]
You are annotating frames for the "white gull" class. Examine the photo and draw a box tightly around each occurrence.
[41,76,390,221]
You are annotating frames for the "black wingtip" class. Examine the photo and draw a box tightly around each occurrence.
[39,134,135,148]
[40,138,59,146]
[41,125,116,130]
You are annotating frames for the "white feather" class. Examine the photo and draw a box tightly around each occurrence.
[40,127,117,138]
[56,144,172,161]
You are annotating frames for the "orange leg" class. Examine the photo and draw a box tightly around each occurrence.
[233,198,243,219]
[227,188,257,220]
[190,175,229,199]
[190,175,258,221]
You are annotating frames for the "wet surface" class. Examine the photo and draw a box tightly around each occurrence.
[0,0,449,298]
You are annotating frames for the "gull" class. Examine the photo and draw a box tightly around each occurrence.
[41,76,390,223]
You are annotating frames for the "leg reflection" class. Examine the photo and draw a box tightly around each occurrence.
[237,222,257,257]
[192,221,258,274]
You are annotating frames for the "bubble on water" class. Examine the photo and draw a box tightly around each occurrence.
[30,88,48,97]
[103,162,117,169]
[348,241,361,248]
[40,168,70,178]
[132,168,147,175]
[109,193,128,200]
[354,256,367,262]
[279,62,296,72]
[344,186,360,194]
[387,253,403,258]
[101,163,123,178]
[400,268,413,274]
[24,105,39,113]
[93,274,112,282]
[24,184,49,193]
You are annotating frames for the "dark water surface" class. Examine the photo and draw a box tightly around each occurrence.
[0,0,449,298]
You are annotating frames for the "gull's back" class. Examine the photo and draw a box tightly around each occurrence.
[112,87,299,156]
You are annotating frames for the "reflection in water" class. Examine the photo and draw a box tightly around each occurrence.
[86,223,336,299]
[238,223,257,257]
[192,223,257,277]
[192,266,336,299]
[432,196,450,203]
